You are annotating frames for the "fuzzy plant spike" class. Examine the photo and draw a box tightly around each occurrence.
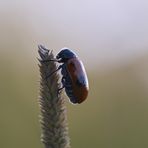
[38,45,70,148]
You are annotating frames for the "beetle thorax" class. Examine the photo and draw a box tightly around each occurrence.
[56,49,77,62]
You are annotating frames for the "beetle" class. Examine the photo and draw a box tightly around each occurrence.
[40,46,89,104]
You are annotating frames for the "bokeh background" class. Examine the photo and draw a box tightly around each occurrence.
[0,0,148,148]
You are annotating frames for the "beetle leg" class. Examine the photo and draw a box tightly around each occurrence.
[58,85,65,91]
[57,77,67,94]
[61,76,66,84]
[58,77,65,91]
[46,65,62,79]
[57,84,65,94]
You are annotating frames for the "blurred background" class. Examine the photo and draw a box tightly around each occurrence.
[0,0,148,148]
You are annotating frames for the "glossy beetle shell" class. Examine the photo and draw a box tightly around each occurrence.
[66,58,89,103]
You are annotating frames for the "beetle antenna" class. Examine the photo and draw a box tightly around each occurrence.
[49,59,59,62]
[46,65,62,79]
[40,58,59,63]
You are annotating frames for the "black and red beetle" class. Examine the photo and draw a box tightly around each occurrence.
[39,45,89,104]
[56,48,89,104]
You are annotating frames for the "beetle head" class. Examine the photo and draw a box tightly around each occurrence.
[56,48,77,62]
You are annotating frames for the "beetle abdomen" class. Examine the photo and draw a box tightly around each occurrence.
[61,64,78,103]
